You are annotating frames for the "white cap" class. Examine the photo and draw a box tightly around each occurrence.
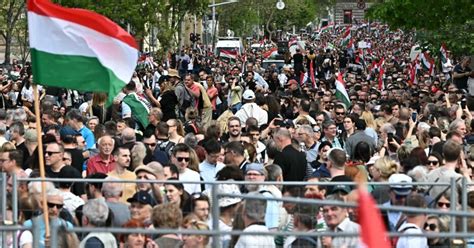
[243,89,255,100]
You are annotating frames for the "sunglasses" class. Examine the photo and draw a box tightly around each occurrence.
[47,202,63,209]
[335,112,345,116]
[437,202,450,208]
[427,160,439,166]
[424,223,437,231]
[144,143,157,147]
[395,194,408,200]
[176,157,190,162]
[45,151,61,156]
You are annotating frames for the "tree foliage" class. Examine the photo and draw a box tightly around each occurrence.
[0,0,26,64]
[366,0,474,56]
[56,0,208,53]
[218,0,321,39]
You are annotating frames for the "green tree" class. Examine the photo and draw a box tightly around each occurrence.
[0,0,26,65]
[366,0,474,56]
[56,0,208,53]
[218,0,320,39]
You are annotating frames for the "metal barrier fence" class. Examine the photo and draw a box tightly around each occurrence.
[1,174,473,248]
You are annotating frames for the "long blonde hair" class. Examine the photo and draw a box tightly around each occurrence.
[361,111,376,129]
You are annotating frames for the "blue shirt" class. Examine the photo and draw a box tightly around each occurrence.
[24,215,74,248]
[79,126,95,149]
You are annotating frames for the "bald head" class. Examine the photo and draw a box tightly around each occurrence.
[122,128,136,143]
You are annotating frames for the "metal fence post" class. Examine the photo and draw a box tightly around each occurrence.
[12,173,18,248]
[2,173,7,248]
[50,220,58,248]
[211,183,221,248]
[450,177,456,234]
[461,177,467,233]
[33,218,40,248]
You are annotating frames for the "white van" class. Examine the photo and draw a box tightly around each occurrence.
[215,37,244,59]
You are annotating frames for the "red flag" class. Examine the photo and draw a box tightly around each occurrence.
[309,61,316,88]
[378,58,385,90]
[358,187,391,248]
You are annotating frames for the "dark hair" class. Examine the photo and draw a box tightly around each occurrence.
[300,99,311,113]
[215,166,244,181]
[8,150,23,168]
[163,163,179,178]
[203,139,221,154]
[172,143,192,156]
[353,141,372,162]
[165,177,190,212]
[223,141,245,156]
[86,173,108,191]
[65,109,83,122]
[155,122,169,137]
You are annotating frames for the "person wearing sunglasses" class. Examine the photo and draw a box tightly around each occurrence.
[425,153,442,172]
[171,143,201,195]
[435,192,455,212]
[424,215,449,247]
[381,174,413,232]
[23,188,74,247]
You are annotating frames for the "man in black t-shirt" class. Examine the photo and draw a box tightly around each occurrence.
[453,56,472,90]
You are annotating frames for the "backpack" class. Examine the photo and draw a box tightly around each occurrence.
[177,83,194,114]
[391,225,417,247]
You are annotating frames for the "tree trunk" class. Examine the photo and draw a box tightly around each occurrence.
[3,32,12,65]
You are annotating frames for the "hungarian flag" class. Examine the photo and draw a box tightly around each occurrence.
[28,0,138,103]
[409,62,418,86]
[263,47,278,59]
[440,43,448,64]
[378,58,385,90]
[319,22,334,33]
[420,52,435,76]
[340,28,351,48]
[355,48,365,66]
[219,50,238,61]
[358,187,391,248]
[335,73,351,107]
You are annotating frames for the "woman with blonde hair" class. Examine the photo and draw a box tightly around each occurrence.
[187,148,201,172]
[166,119,185,144]
[360,111,378,145]
[369,157,398,204]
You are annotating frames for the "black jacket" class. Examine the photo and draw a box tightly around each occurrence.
[274,145,307,182]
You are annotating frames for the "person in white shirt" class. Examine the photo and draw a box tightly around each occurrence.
[171,143,202,194]
[396,194,429,248]
[235,89,268,127]
[235,192,276,248]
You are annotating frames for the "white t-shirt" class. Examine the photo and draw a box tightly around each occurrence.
[235,224,276,248]
[179,168,202,194]
[396,223,428,248]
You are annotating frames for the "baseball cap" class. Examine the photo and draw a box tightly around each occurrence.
[216,182,241,207]
[243,89,255,100]
[134,165,156,176]
[388,173,413,196]
[245,163,265,175]
[127,191,156,206]
[331,184,351,195]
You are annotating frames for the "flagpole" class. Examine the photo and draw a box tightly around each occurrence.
[33,84,51,240]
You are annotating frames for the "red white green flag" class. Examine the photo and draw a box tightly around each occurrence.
[27,0,139,102]
[378,58,385,90]
[340,28,351,48]
[440,43,448,64]
[335,73,351,107]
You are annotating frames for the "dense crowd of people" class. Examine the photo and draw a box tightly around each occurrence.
[0,21,473,248]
